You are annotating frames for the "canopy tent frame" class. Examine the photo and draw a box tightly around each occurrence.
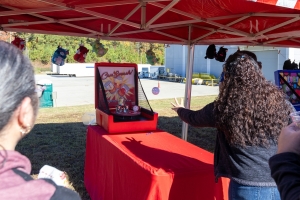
[2,0,300,139]
[1,1,300,46]
[182,25,195,140]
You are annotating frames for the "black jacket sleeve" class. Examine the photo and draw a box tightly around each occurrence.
[176,102,216,128]
[42,178,81,200]
[49,184,81,200]
[12,168,81,200]
[269,152,300,200]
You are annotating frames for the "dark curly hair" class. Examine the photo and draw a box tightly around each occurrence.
[214,51,292,147]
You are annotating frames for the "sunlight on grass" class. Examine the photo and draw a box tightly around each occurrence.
[16,95,217,200]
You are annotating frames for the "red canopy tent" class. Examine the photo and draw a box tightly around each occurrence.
[2,0,300,46]
[2,0,300,138]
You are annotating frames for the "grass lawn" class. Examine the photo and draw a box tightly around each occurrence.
[16,95,217,200]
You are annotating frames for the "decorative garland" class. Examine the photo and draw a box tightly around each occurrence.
[11,36,26,51]
[73,44,89,63]
[51,46,69,66]
[146,48,158,65]
[90,39,108,57]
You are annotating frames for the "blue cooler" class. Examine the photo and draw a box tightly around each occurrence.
[37,79,53,108]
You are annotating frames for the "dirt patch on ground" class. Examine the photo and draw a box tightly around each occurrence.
[31,61,51,74]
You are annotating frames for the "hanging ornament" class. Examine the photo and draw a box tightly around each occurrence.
[11,36,26,51]
[74,44,89,63]
[90,39,108,57]
[51,46,69,66]
[146,48,158,65]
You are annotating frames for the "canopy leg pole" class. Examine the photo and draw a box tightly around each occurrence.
[181,43,195,140]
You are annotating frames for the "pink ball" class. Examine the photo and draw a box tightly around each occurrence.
[152,87,160,95]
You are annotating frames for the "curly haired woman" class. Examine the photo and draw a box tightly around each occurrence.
[171,51,293,200]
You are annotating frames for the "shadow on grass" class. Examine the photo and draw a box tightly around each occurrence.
[15,116,216,200]
[16,122,91,200]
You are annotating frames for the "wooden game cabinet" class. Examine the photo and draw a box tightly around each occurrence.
[95,62,158,133]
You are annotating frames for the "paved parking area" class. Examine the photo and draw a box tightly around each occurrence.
[35,75,219,107]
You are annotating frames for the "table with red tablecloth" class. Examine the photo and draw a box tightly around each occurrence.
[84,125,229,200]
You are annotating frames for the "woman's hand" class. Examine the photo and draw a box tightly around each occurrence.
[277,123,300,155]
[171,98,184,112]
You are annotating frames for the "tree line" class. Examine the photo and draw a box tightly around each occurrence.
[0,32,165,65]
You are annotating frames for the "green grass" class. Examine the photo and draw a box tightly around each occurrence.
[16,95,217,200]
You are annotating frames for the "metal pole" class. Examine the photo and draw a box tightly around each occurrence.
[181,43,195,140]
[181,25,195,141]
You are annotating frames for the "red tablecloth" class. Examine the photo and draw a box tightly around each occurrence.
[84,125,229,200]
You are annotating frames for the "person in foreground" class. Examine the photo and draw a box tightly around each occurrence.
[269,123,300,200]
[171,51,293,200]
[0,41,81,200]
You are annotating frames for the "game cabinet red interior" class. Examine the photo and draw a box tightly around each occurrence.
[95,62,158,133]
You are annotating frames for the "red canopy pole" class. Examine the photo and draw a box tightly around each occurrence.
[182,26,195,140]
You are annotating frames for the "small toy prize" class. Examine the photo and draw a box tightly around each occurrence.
[91,39,108,57]
[74,44,89,63]
[51,46,69,66]
[215,46,228,62]
[11,36,26,51]
[204,44,217,59]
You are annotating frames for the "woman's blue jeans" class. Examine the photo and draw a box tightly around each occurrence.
[229,180,280,200]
